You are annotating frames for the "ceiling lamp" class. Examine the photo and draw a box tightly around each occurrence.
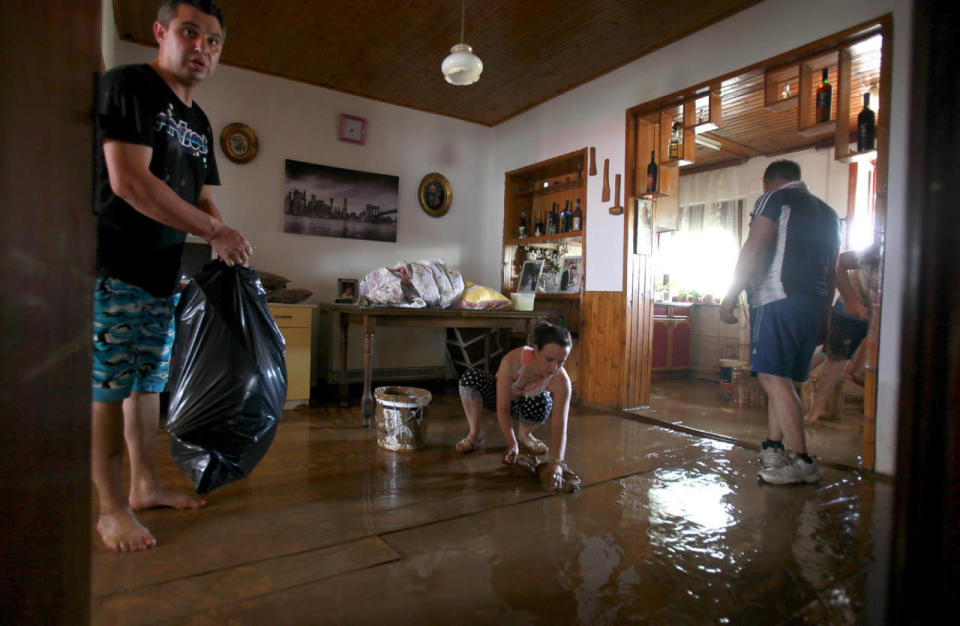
[442,0,483,85]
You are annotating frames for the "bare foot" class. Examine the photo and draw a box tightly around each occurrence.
[455,432,485,453]
[805,412,825,425]
[97,508,157,552]
[518,432,549,455]
[129,483,207,510]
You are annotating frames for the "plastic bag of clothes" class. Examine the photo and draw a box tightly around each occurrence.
[359,259,464,308]
[165,261,287,494]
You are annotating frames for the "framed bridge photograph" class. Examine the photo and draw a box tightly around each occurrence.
[282,159,399,242]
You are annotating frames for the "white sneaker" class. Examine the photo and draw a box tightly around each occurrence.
[759,445,788,469]
[758,452,821,485]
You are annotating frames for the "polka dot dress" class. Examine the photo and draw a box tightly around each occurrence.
[459,367,552,425]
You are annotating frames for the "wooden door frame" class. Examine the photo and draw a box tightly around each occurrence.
[888,0,960,618]
[0,1,100,621]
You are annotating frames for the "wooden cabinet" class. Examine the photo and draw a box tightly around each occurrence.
[502,148,587,335]
[652,303,691,372]
[268,303,316,406]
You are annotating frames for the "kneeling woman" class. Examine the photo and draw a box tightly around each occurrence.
[456,322,572,487]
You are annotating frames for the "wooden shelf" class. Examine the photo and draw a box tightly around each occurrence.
[797,120,836,137]
[764,63,799,111]
[514,178,583,197]
[798,50,839,133]
[837,149,877,164]
[506,230,583,246]
[660,156,694,168]
[503,148,587,337]
[640,191,670,200]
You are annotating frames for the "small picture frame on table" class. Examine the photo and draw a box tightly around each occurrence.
[335,278,358,303]
[517,259,544,293]
[559,255,582,293]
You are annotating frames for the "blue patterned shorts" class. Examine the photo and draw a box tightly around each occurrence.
[91,277,180,402]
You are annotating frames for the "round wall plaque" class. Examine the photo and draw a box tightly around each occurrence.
[417,172,452,217]
[219,122,258,164]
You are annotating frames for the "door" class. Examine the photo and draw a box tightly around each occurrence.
[0,2,100,621]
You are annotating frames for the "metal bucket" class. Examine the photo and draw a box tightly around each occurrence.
[373,386,432,451]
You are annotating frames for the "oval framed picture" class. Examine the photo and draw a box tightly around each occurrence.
[417,172,452,218]
[219,122,258,164]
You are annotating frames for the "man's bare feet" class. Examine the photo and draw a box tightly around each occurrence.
[129,483,207,510]
[805,412,825,425]
[97,508,157,552]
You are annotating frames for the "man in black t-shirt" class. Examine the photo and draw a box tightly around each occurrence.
[92,0,252,552]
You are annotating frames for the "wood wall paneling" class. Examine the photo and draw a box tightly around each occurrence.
[580,292,626,407]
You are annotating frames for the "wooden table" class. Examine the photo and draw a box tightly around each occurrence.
[328,305,557,425]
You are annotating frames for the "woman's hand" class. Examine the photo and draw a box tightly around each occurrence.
[502,444,519,465]
[541,462,564,491]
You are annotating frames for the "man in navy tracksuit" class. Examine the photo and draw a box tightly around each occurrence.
[720,160,840,484]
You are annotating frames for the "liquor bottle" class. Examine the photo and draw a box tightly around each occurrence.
[646,150,658,194]
[547,203,557,235]
[815,68,832,123]
[668,122,681,160]
[560,200,573,233]
[857,92,876,152]
[518,207,527,239]
[534,208,544,237]
[572,199,582,231]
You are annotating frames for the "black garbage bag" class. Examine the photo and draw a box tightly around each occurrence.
[166,260,287,494]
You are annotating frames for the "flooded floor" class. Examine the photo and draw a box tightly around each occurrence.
[639,376,866,468]
[92,383,891,624]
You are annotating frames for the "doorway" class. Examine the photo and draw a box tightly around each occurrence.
[623,18,891,469]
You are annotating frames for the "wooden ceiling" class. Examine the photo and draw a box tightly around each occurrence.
[111,0,764,126]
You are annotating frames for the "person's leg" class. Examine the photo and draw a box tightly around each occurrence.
[516,393,551,454]
[846,343,867,384]
[91,277,157,550]
[806,357,847,423]
[125,391,205,510]
[751,305,786,463]
[456,369,491,451]
[124,285,204,509]
[457,394,486,450]
[92,399,156,551]
[757,373,821,484]
[758,373,807,453]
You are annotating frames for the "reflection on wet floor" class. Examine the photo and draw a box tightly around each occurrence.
[92,383,891,624]
[638,377,865,468]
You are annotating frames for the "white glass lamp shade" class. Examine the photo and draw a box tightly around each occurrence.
[442,43,483,85]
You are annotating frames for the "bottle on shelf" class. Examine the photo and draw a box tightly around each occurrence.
[815,68,832,123]
[534,208,544,237]
[559,200,572,233]
[572,199,582,231]
[646,150,658,194]
[518,207,527,239]
[857,92,876,152]
[780,82,791,100]
[547,202,557,235]
[668,122,682,160]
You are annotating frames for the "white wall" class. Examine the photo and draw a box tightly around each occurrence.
[489,0,911,474]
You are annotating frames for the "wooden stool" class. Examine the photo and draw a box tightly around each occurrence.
[732,364,767,407]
